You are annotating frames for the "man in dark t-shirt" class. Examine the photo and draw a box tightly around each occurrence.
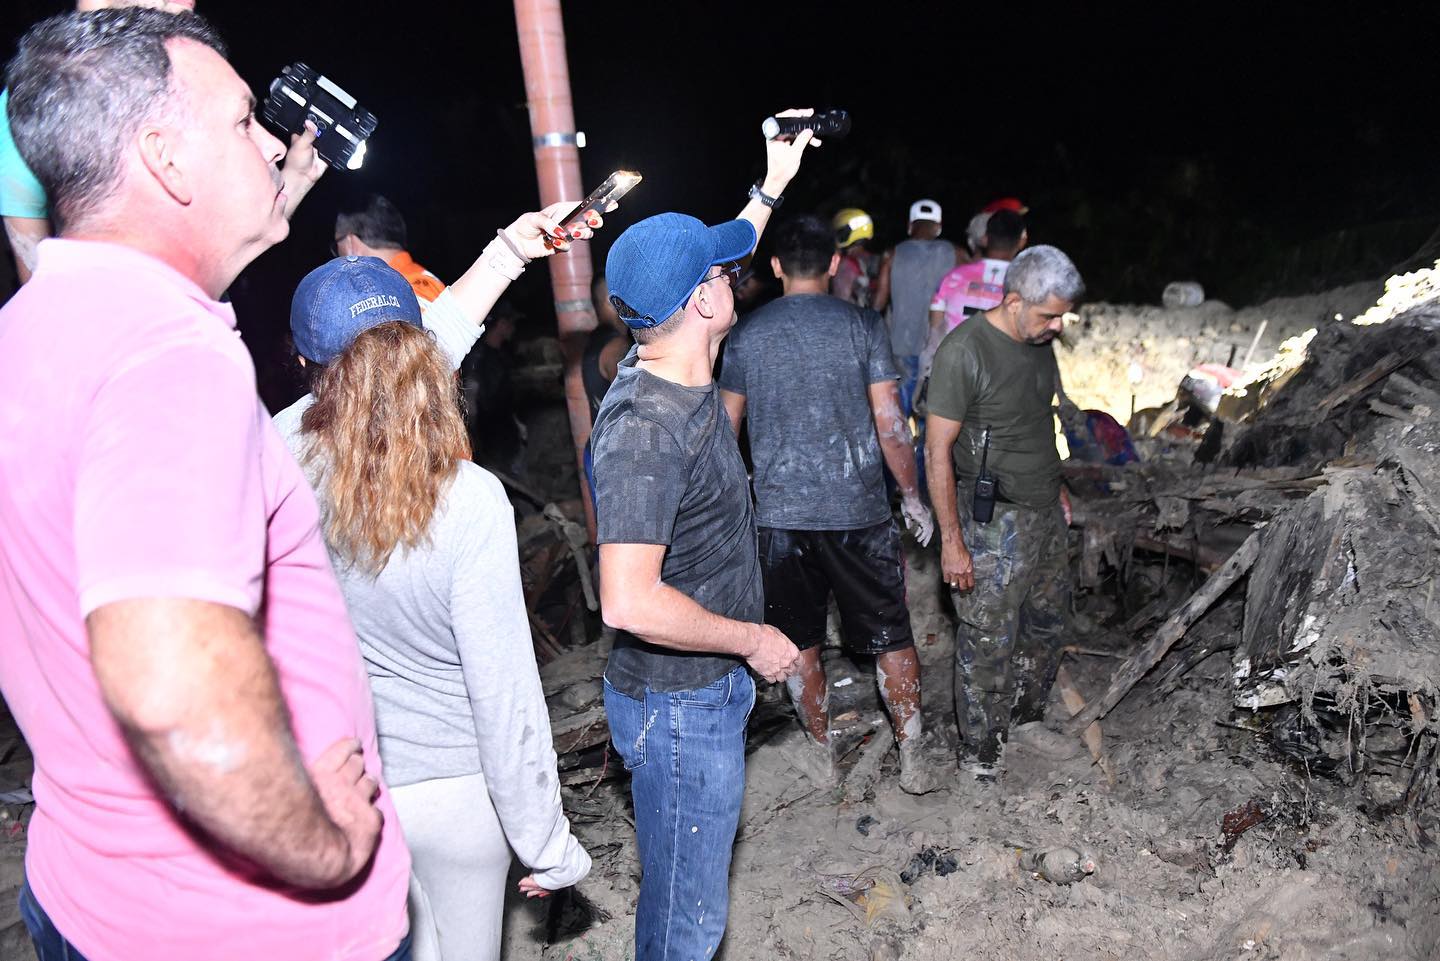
[925,245,1084,784]
[590,114,816,961]
[718,215,938,796]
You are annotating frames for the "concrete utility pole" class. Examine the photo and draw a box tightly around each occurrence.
[513,0,598,540]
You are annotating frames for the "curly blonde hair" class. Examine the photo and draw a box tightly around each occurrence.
[300,321,471,573]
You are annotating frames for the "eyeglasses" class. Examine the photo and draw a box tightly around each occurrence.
[607,262,755,328]
[704,261,750,291]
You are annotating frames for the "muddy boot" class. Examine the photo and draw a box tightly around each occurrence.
[961,727,1007,783]
[782,732,837,787]
[898,738,939,795]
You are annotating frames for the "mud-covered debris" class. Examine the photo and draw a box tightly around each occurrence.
[1018,846,1097,884]
[898,845,958,884]
[1221,798,1269,852]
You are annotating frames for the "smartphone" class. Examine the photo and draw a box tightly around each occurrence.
[544,170,642,248]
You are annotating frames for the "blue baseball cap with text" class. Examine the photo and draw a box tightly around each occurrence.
[605,212,757,329]
[290,256,423,364]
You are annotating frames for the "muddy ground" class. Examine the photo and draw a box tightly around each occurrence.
[1,282,1437,960]
[497,531,1438,961]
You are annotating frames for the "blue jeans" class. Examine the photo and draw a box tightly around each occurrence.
[604,665,755,961]
[19,880,413,961]
[895,354,920,418]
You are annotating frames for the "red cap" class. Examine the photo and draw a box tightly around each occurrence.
[983,197,1028,214]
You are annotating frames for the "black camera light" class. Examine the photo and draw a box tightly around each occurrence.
[262,63,377,171]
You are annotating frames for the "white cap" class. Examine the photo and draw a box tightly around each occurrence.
[909,199,942,224]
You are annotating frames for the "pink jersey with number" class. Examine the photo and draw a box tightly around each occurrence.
[931,258,1011,331]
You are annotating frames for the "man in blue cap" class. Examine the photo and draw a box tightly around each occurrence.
[592,110,819,961]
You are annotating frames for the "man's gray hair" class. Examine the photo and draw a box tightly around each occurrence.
[1003,245,1085,305]
[5,8,226,233]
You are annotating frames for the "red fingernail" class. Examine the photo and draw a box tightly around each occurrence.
[571,228,583,238]
[553,227,567,238]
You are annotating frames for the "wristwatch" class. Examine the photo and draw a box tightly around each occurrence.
[749,182,783,209]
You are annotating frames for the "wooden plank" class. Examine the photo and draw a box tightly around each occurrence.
[550,705,610,756]
[1316,352,1407,413]
[1065,529,1262,734]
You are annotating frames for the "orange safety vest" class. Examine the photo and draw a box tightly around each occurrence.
[387,250,446,303]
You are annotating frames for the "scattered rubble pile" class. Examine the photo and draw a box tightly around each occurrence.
[493,269,1440,960]
[1063,262,1440,831]
[1056,280,1381,425]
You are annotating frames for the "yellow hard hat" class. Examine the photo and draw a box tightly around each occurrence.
[832,208,874,248]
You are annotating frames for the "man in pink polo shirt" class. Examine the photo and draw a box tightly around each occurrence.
[0,9,411,960]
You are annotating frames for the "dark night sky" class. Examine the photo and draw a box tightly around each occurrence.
[5,2,1440,406]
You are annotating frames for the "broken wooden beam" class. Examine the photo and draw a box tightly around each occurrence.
[1065,529,1263,734]
[550,705,610,757]
[1054,665,1115,785]
[1316,352,1407,413]
[842,727,895,802]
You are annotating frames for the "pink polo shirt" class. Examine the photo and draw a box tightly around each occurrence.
[0,240,409,960]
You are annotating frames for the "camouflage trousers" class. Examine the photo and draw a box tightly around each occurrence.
[951,495,1071,753]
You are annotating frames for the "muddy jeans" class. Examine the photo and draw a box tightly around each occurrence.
[951,495,1070,754]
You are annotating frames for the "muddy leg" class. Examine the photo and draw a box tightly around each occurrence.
[877,645,938,794]
[876,645,923,743]
[953,508,1028,777]
[1013,507,1071,726]
[785,646,831,744]
[783,646,837,785]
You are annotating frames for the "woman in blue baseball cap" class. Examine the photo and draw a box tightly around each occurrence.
[277,203,599,961]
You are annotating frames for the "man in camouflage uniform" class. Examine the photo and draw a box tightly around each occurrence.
[924,246,1084,782]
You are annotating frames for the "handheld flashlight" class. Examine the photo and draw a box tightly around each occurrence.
[262,63,377,172]
[762,110,851,141]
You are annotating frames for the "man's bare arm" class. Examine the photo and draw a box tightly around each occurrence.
[4,215,48,283]
[737,110,818,249]
[599,543,798,682]
[870,380,933,544]
[89,598,381,889]
[868,381,918,497]
[279,124,326,221]
[720,389,746,436]
[926,412,974,590]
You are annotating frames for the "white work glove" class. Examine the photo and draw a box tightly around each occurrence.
[901,494,935,546]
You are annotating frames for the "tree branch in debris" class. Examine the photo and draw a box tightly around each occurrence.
[1065,530,1263,734]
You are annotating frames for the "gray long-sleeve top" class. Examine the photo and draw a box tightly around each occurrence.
[273,289,590,889]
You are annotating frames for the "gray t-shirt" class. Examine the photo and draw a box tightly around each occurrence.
[719,293,898,531]
[888,237,956,357]
[592,349,762,698]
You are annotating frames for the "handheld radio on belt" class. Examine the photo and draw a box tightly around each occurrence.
[973,426,997,524]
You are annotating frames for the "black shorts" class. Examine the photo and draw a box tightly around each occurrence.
[758,519,914,655]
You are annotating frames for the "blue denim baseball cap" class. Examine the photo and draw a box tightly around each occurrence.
[605,212,757,329]
[290,256,424,364]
